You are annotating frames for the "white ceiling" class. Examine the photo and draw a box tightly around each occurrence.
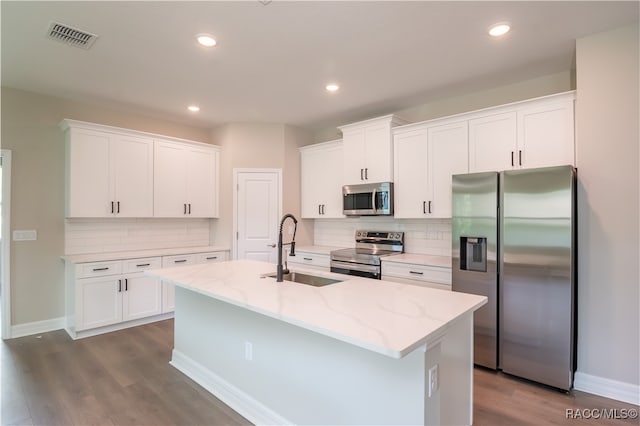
[2,1,638,132]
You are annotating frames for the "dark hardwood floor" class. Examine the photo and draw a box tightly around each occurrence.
[1,319,637,425]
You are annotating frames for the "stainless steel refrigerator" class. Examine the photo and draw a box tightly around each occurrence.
[452,165,576,390]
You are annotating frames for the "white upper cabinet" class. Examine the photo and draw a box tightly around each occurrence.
[468,92,575,172]
[300,140,344,218]
[393,120,468,218]
[154,140,219,218]
[340,114,408,185]
[63,124,153,218]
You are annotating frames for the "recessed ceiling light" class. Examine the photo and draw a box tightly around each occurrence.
[326,84,340,92]
[488,22,511,37]
[188,105,200,112]
[196,33,217,47]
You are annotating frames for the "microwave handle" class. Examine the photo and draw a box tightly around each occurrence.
[371,188,377,213]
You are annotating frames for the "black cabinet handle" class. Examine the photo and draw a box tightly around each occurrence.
[318,204,321,215]
[174,259,187,263]
[111,201,114,214]
[118,279,122,292]
[117,201,120,214]
[188,203,191,214]
[428,200,432,214]
[360,168,364,180]
[304,257,313,261]
[511,151,515,166]
[183,204,187,214]
[519,150,522,166]
[206,256,218,260]
[321,204,325,215]
[423,201,426,214]
[409,271,424,275]
[136,263,151,267]
[125,278,128,291]
[365,168,368,180]
[92,267,109,272]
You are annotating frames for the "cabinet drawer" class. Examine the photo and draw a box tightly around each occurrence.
[288,253,330,269]
[194,251,228,264]
[76,260,122,279]
[123,257,162,273]
[382,263,451,285]
[162,254,196,267]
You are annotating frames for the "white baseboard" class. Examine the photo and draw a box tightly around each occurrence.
[10,316,65,339]
[574,371,640,405]
[170,349,292,425]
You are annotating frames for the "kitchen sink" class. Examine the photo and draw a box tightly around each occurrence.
[262,271,343,287]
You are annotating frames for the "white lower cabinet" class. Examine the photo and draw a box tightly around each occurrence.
[75,257,162,332]
[287,251,330,271]
[382,261,451,291]
[161,251,229,313]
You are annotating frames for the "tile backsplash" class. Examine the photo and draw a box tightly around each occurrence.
[313,218,452,256]
[65,218,211,255]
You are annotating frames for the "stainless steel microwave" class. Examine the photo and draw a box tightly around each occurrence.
[342,182,393,216]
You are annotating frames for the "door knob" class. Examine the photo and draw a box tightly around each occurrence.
[267,244,276,248]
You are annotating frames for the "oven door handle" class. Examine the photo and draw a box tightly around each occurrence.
[330,260,380,274]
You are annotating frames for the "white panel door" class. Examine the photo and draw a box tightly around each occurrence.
[112,135,154,217]
[67,129,112,217]
[236,171,280,263]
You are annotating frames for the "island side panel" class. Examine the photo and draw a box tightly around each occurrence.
[172,286,436,425]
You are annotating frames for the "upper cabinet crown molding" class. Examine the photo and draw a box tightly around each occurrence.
[337,114,410,133]
[59,119,218,150]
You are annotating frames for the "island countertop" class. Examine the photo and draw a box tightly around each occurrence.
[146,259,486,359]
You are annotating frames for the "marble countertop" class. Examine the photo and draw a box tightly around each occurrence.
[383,253,452,268]
[146,259,486,359]
[62,245,230,264]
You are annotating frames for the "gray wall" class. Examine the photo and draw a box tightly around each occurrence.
[575,24,639,388]
[0,87,211,325]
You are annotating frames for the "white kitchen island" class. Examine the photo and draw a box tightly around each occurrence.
[146,259,486,426]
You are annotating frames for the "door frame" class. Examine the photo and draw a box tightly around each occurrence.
[1,149,12,339]
[232,168,282,260]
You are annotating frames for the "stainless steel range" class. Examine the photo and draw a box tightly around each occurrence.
[330,230,404,279]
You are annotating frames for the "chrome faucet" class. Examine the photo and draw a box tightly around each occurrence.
[277,213,298,282]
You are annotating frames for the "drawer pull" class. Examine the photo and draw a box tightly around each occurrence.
[206,256,218,260]
[303,257,313,261]
[174,259,188,263]
[118,279,122,292]
[409,271,424,275]
[92,267,109,272]
[136,263,151,267]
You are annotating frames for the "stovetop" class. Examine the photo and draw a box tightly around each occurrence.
[330,230,404,266]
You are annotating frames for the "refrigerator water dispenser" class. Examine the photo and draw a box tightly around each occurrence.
[460,237,487,272]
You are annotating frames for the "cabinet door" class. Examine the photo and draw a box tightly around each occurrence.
[112,135,154,217]
[428,121,469,218]
[77,276,122,330]
[468,112,517,173]
[67,129,112,217]
[301,142,344,218]
[342,129,367,185]
[161,254,196,313]
[517,100,575,169]
[122,273,162,321]
[393,129,429,218]
[186,146,218,218]
[364,122,393,183]
[154,140,188,217]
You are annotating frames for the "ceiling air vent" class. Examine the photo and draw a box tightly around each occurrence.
[47,21,98,50]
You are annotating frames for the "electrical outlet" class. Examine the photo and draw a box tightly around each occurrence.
[428,364,439,398]
[245,341,253,361]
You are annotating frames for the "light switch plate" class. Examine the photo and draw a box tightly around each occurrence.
[13,230,37,241]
